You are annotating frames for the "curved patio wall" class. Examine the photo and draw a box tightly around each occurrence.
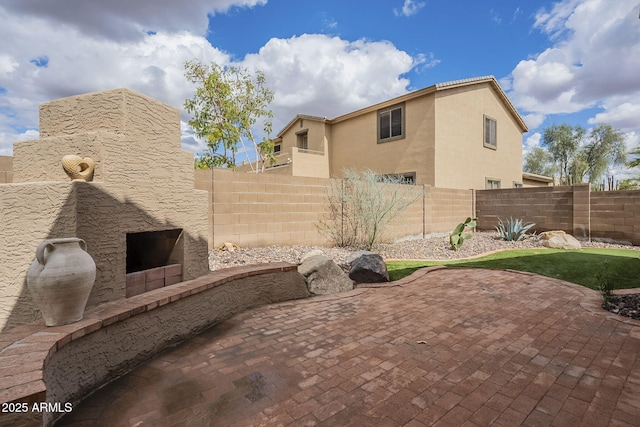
[0,264,309,427]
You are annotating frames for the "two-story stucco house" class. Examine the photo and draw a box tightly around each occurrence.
[239,76,543,189]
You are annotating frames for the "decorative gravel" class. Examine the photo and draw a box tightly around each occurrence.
[208,231,639,270]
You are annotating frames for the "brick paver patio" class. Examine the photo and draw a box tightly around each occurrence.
[59,268,640,426]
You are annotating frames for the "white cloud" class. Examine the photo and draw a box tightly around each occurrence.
[0,4,231,155]
[2,0,267,42]
[588,102,640,132]
[522,113,545,130]
[241,34,419,132]
[394,0,426,17]
[0,6,423,157]
[523,132,542,150]
[508,0,640,133]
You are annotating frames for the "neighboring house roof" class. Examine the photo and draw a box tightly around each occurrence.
[522,172,554,183]
[275,114,328,139]
[275,76,528,138]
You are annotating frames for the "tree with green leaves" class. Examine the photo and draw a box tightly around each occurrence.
[627,145,640,169]
[523,147,556,177]
[541,124,585,185]
[184,60,276,170]
[619,144,640,190]
[581,123,626,184]
[540,123,626,185]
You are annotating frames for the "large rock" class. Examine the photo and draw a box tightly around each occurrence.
[298,254,354,296]
[299,249,325,264]
[347,251,389,283]
[539,231,581,250]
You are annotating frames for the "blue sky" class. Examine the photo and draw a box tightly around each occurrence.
[1,0,639,176]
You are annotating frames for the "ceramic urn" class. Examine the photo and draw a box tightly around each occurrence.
[27,238,96,326]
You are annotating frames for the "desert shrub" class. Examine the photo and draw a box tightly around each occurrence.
[318,169,420,250]
[495,217,535,241]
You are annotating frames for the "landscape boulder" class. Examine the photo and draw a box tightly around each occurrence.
[539,230,581,250]
[347,251,390,283]
[299,249,325,264]
[298,254,354,296]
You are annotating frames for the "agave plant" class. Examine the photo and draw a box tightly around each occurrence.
[496,217,535,241]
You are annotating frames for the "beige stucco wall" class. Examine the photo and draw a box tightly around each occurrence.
[279,117,328,153]
[433,83,524,190]
[0,183,77,328]
[329,94,435,184]
[1,89,208,331]
[0,156,13,183]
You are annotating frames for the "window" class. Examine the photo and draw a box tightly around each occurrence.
[274,144,281,154]
[381,172,416,185]
[484,115,497,149]
[485,178,501,189]
[513,182,523,188]
[296,131,308,150]
[378,104,405,143]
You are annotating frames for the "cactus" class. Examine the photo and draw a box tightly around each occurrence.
[449,217,477,251]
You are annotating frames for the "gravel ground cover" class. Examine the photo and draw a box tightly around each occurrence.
[208,231,639,270]
[209,231,640,321]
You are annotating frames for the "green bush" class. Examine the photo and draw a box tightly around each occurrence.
[495,217,535,241]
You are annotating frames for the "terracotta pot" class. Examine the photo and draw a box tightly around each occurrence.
[27,238,96,326]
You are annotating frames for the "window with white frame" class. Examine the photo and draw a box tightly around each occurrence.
[486,178,501,189]
[296,131,308,150]
[378,104,405,143]
[484,115,497,149]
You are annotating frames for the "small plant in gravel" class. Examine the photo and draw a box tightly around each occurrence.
[495,217,535,242]
[597,262,614,307]
[449,217,477,251]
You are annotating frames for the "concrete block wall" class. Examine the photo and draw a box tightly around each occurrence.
[380,184,424,242]
[590,190,640,244]
[476,185,640,245]
[197,169,330,248]
[0,156,12,183]
[476,185,579,234]
[424,187,475,234]
[195,169,475,248]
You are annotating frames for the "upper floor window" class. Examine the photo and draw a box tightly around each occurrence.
[378,104,405,143]
[484,115,497,149]
[296,131,308,150]
[274,144,281,154]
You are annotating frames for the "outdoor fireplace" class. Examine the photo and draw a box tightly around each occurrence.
[0,88,209,329]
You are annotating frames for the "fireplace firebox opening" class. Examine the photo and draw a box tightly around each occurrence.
[126,229,183,274]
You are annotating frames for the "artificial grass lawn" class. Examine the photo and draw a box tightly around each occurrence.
[386,248,640,291]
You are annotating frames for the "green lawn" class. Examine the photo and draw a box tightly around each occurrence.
[386,248,640,290]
